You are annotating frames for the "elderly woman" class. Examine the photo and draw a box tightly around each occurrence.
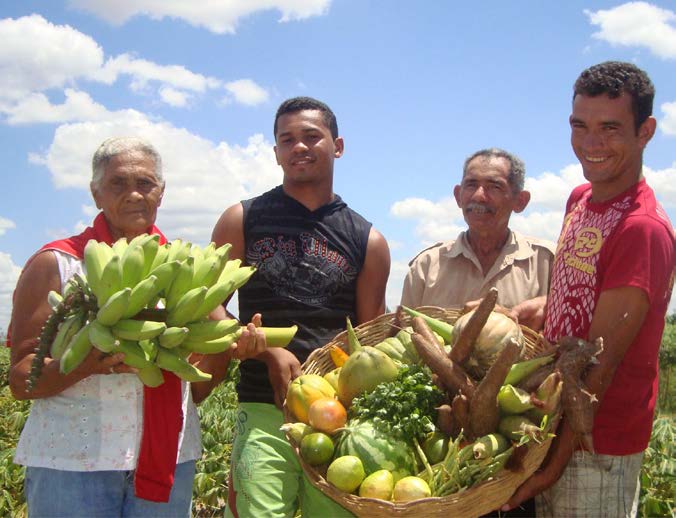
[9,136,263,517]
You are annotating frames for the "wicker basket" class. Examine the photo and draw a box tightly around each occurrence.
[283,307,557,518]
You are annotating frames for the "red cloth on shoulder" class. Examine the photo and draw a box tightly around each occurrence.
[10,212,183,502]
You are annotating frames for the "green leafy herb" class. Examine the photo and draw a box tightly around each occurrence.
[349,364,443,441]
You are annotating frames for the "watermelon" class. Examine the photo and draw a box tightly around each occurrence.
[335,419,418,482]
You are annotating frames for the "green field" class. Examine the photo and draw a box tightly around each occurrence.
[1,320,674,517]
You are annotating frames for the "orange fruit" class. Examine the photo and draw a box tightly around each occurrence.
[308,398,347,435]
[327,455,365,493]
[300,432,334,466]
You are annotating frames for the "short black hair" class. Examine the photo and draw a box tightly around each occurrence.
[273,96,339,140]
[573,61,655,132]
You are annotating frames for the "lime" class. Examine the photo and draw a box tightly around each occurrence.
[358,469,393,500]
[326,455,365,493]
[300,432,334,466]
[392,476,431,502]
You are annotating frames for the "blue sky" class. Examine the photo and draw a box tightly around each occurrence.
[1,1,675,331]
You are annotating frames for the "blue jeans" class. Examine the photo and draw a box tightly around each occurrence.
[25,460,195,518]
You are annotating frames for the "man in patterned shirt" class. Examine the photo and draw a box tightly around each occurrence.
[504,62,675,517]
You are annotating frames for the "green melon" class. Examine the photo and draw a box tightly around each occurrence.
[335,419,418,482]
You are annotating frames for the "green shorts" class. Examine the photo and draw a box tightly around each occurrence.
[226,402,355,518]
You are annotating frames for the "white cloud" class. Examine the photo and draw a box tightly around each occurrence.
[224,80,270,106]
[660,101,676,136]
[0,252,22,334]
[0,14,104,101]
[0,14,263,120]
[33,114,282,245]
[524,164,585,211]
[4,89,109,125]
[510,211,565,244]
[68,0,332,34]
[585,2,676,59]
[97,53,221,93]
[644,163,676,208]
[390,196,464,246]
[0,217,16,237]
[159,86,190,108]
[386,259,410,312]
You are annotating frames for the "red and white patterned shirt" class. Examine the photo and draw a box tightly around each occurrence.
[544,179,674,455]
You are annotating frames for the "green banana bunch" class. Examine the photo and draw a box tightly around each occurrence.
[41,235,301,388]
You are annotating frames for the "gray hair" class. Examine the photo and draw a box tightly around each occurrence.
[91,136,164,190]
[462,148,526,193]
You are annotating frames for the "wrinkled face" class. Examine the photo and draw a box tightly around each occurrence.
[570,93,654,201]
[454,156,528,236]
[91,151,164,240]
[274,109,343,186]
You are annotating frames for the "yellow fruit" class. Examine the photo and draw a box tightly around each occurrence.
[286,374,336,424]
[358,469,394,500]
[323,367,341,391]
[326,455,365,493]
[392,476,431,502]
[300,432,334,466]
[308,398,347,435]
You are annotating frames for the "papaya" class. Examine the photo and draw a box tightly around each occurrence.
[337,347,399,407]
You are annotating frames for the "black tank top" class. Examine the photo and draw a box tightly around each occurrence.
[237,186,371,403]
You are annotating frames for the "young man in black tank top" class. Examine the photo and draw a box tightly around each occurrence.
[212,97,391,517]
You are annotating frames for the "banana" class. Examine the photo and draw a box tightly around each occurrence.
[84,239,110,301]
[122,275,160,319]
[98,253,123,305]
[136,364,165,387]
[191,251,225,290]
[166,239,192,263]
[141,234,161,277]
[159,326,190,348]
[111,319,167,341]
[190,266,256,321]
[155,348,212,383]
[215,242,232,262]
[166,285,208,327]
[50,311,84,360]
[165,239,183,263]
[121,242,145,289]
[172,346,193,359]
[112,237,128,256]
[190,246,205,279]
[185,319,240,342]
[201,242,216,257]
[181,329,242,354]
[149,243,169,272]
[117,339,154,369]
[138,338,159,362]
[217,259,242,283]
[147,260,181,294]
[47,290,63,310]
[88,318,120,353]
[165,256,195,311]
[59,322,93,375]
[96,287,132,326]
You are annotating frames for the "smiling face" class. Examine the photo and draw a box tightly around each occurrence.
[570,92,656,202]
[91,151,164,240]
[273,109,344,188]
[454,156,529,239]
